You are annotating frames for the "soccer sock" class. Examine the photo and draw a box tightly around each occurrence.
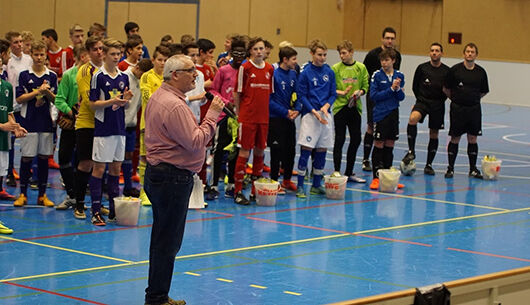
[74,169,91,210]
[89,176,103,215]
[345,132,361,176]
[468,143,478,169]
[19,159,31,196]
[363,132,374,160]
[371,147,384,179]
[382,146,394,169]
[37,157,49,197]
[121,160,133,190]
[31,158,38,181]
[312,151,326,188]
[407,124,417,155]
[297,149,311,189]
[234,156,248,194]
[0,177,4,192]
[59,165,75,198]
[252,154,264,177]
[107,175,119,219]
[426,138,439,165]
[447,142,459,169]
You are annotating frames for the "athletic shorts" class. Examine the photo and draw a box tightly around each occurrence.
[297,112,334,149]
[20,132,54,157]
[238,122,268,150]
[76,128,94,161]
[0,151,8,176]
[92,135,126,163]
[125,127,136,152]
[373,109,399,141]
[449,103,482,137]
[412,101,445,130]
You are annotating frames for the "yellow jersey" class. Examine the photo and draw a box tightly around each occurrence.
[75,62,98,129]
[139,69,163,131]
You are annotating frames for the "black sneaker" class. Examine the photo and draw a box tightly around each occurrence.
[469,168,483,179]
[234,191,250,205]
[424,164,435,176]
[6,174,16,187]
[205,187,219,201]
[444,167,454,179]
[249,194,256,202]
[362,159,372,172]
[91,212,106,226]
[402,151,416,165]
[123,188,140,198]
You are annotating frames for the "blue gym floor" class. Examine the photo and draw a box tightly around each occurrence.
[1,98,529,305]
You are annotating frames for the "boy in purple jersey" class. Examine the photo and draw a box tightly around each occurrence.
[89,38,132,226]
[14,40,57,207]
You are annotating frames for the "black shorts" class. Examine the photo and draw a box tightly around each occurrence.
[267,117,296,148]
[412,101,445,130]
[75,128,94,161]
[449,103,482,137]
[365,95,374,126]
[373,109,399,141]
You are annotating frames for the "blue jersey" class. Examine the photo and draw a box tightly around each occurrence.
[297,62,336,116]
[269,66,300,119]
[16,67,58,132]
[369,68,405,122]
[89,67,129,137]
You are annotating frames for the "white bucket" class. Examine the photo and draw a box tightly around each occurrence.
[254,181,280,206]
[324,175,348,199]
[482,159,502,180]
[378,169,401,192]
[114,197,141,226]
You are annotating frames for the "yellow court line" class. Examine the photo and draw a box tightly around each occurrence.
[216,278,233,283]
[283,290,302,296]
[0,235,133,263]
[0,262,134,283]
[355,207,530,234]
[346,187,508,211]
[250,284,267,289]
[184,272,201,276]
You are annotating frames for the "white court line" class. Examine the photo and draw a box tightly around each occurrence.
[502,133,530,145]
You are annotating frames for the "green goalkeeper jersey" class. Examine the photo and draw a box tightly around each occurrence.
[331,61,369,115]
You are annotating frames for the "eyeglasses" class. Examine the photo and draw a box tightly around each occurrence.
[231,51,246,57]
[173,67,196,74]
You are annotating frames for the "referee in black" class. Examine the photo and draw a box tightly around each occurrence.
[443,43,489,179]
[402,42,450,175]
[362,27,402,172]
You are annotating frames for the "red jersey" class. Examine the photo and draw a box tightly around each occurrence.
[236,60,274,124]
[196,63,215,122]
[47,47,74,78]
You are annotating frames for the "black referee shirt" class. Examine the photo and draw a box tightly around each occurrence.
[445,62,489,106]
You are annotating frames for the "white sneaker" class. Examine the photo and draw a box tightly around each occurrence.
[348,174,366,183]
[56,195,76,210]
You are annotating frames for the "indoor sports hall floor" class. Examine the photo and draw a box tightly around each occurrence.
[1,98,529,305]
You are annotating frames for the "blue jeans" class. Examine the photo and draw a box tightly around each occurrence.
[144,162,194,304]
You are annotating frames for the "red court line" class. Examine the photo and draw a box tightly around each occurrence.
[447,247,530,262]
[246,216,432,247]
[242,187,471,217]
[2,281,107,305]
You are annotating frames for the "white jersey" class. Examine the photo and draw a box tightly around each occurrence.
[124,67,141,127]
[7,52,32,111]
[185,70,206,123]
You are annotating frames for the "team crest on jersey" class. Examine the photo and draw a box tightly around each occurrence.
[4,89,9,97]
[306,136,312,142]
[265,72,270,79]
[322,75,329,82]
[55,57,61,63]
[119,81,125,90]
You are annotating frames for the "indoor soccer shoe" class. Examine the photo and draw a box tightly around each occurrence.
[469,168,483,179]
[281,180,297,191]
[444,167,454,179]
[234,191,250,205]
[0,190,16,201]
[74,208,86,220]
[37,194,55,207]
[91,212,106,226]
[0,221,13,234]
[362,159,372,172]
[309,186,326,195]
[401,151,416,165]
[14,194,28,207]
[424,164,435,176]
[56,195,76,210]
[369,178,379,190]
[140,189,151,206]
[296,188,307,198]
[348,174,366,183]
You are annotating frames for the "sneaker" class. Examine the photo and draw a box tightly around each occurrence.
[469,168,483,179]
[13,169,20,180]
[402,151,416,165]
[234,191,250,205]
[281,180,297,191]
[56,195,76,210]
[48,157,60,169]
[397,183,405,189]
[224,187,234,198]
[74,209,86,219]
[277,188,286,195]
[309,186,326,195]
[107,216,117,223]
[362,159,372,172]
[91,212,106,226]
[205,186,219,201]
[29,178,38,190]
[100,207,110,216]
[5,174,16,187]
[14,194,27,207]
[123,188,141,198]
[145,297,186,305]
[0,190,16,201]
[249,194,256,202]
[296,188,306,198]
[348,174,366,183]
[0,221,13,234]
[132,173,140,183]
[263,164,271,172]
[140,189,151,206]
[424,164,435,176]
[37,194,54,207]
[369,178,379,190]
[445,167,454,179]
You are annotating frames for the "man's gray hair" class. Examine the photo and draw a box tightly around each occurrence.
[163,54,192,81]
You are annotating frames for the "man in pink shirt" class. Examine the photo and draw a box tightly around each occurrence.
[143,54,223,305]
